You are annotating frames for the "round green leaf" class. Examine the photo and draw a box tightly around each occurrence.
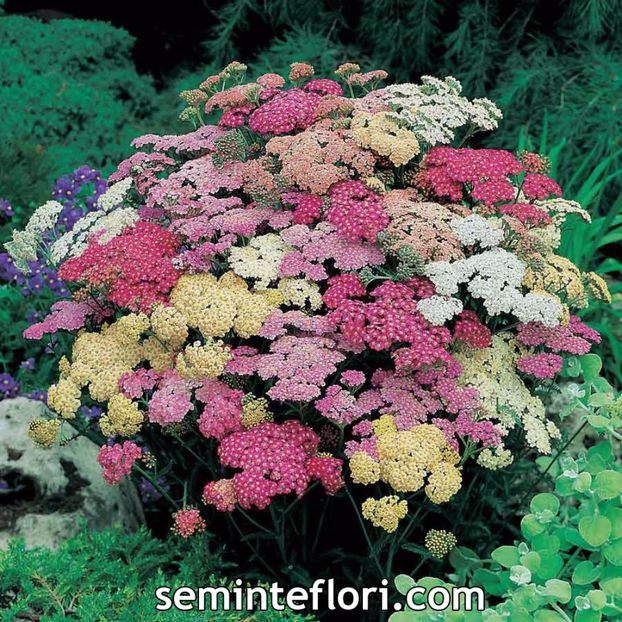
[536,552,563,581]
[579,515,611,548]
[572,560,600,586]
[593,470,622,500]
[522,514,546,538]
[603,538,622,566]
[604,508,622,539]
[394,574,415,595]
[540,579,572,604]
[531,493,561,516]
[588,590,606,611]
[521,551,542,572]
[573,472,593,494]
[579,354,602,382]
[492,546,521,568]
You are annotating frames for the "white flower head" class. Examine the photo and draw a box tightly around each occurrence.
[25,201,64,234]
[97,177,133,212]
[450,214,504,248]
[417,295,463,326]
[382,76,502,146]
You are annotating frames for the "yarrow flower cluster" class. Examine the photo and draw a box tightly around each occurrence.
[11,63,609,542]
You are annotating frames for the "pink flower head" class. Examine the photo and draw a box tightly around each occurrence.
[119,368,158,399]
[305,455,344,495]
[340,370,366,387]
[421,147,522,205]
[499,202,552,226]
[282,191,323,225]
[326,180,388,242]
[132,125,226,155]
[516,315,600,355]
[58,222,180,312]
[172,508,206,538]
[304,79,343,96]
[213,420,343,510]
[23,300,111,340]
[249,88,320,135]
[148,373,194,426]
[522,173,562,200]
[314,385,365,425]
[202,479,238,512]
[97,441,142,485]
[256,73,286,89]
[251,336,346,402]
[433,414,501,452]
[517,353,563,380]
[453,310,492,349]
[196,379,244,440]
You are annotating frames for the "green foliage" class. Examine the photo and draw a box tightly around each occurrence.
[391,440,622,621]
[0,15,157,205]
[0,525,314,621]
[389,364,622,621]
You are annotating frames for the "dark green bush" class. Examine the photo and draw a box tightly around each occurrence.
[0,525,315,621]
[0,15,158,204]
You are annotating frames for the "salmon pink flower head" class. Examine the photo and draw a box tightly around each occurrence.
[97,441,142,485]
[172,508,206,538]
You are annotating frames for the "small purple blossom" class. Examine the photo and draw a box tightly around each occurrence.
[20,358,35,371]
[79,405,103,419]
[28,390,48,404]
[0,373,20,399]
[0,198,13,219]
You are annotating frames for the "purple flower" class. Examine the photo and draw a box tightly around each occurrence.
[28,390,48,404]
[0,373,20,399]
[0,198,13,219]
[139,477,168,503]
[79,405,103,419]
[20,358,35,371]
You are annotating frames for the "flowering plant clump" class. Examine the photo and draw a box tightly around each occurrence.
[9,63,611,558]
[0,166,106,404]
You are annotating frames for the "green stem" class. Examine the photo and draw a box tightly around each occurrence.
[345,485,384,577]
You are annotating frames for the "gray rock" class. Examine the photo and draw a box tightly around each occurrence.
[0,397,144,549]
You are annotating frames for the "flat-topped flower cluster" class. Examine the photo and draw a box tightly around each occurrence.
[9,62,610,536]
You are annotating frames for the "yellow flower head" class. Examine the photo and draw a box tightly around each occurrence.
[99,394,144,437]
[47,377,81,419]
[150,304,189,350]
[176,339,231,380]
[361,495,408,533]
[349,451,381,485]
[352,112,420,166]
[28,418,61,448]
[523,255,586,308]
[585,272,612,304]
[240,395,273,429]
[425,529,457,559]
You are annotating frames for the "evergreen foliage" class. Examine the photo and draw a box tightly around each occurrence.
[0,15,158,204]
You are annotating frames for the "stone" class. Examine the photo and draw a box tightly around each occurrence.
[0,397,144,549]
